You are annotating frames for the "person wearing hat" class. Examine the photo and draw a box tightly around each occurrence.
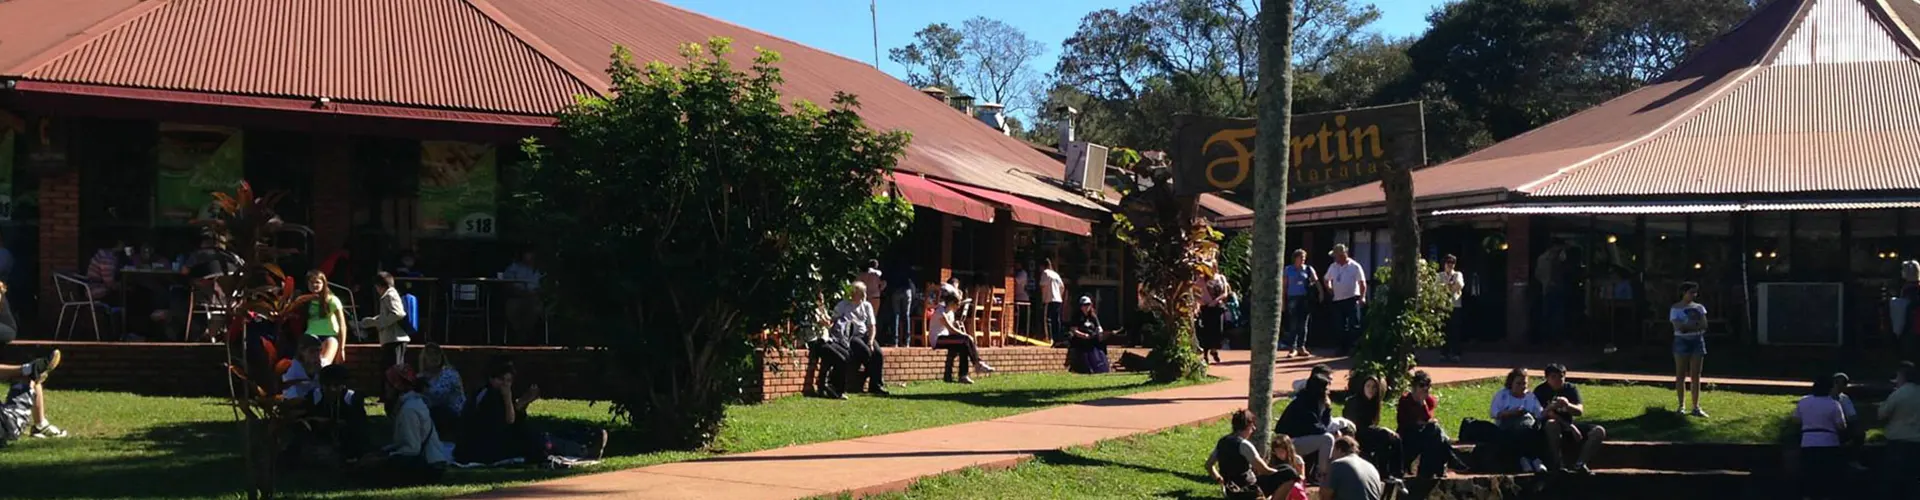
[1207,408,1301,498]
[1067,296,1110,374]
[1323,244,1368,356]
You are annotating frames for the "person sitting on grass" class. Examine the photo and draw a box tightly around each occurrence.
[1269,435,1312,500]
[281,340,325,401]
[1280,372,1338,484]
[1490,368,1546,473]
[417,344,465,438]
[455,357,607,466]
[292,365,371,467]
[1830,372,1868,471]
[931,290,994,384]
[1067,296,1112,374]
[0,349,69,445]
[1207,408,1300,499]
[1341,375,1402,478]
[1322,435,1384,500]
[1396,370,1469,478]
[1533,363,1606,475]
[361,369,449,486]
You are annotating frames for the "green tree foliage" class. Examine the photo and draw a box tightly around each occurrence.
[515,38,915,448]
[890,18,1048,115]
[889,23,966,89]
[1111,150,1211,383]
[1219,230,1252,295]
[1352,260,1455,394]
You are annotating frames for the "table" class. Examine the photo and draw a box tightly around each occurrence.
[118,267,189,341]
[447,277,536,345]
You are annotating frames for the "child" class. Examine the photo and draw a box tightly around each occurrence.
[1270,434,1312,500]
[1670,282,1709,417]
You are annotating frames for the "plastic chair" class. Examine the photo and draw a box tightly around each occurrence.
[446,279,492,344]
[53,272,118,341]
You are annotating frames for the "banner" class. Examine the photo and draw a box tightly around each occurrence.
[155,123,245,223]
[419,140,498,238]
[1171,102,1426,196]
[0,129,13,221]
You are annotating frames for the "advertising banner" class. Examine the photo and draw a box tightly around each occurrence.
[419,140,499,238]
[156,123,245,223]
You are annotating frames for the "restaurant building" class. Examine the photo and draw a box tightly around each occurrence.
[0,0,1250,347]
[1243,0,1920,353]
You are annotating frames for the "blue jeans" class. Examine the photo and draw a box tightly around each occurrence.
[1334,298,1363,354]
[1046,302,1065,344]
[1283,295,1311,349]
[1672,335,1707,357]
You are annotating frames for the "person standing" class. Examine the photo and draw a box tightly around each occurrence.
[1013,263,1031,337]
[1793,374,1849,499]
[1323,436,1385,500]
[360,272,411,369]
[1439,255,1467,362]
[1196,268,1231,365]
[857,260,885,310]
[301,271,349,367]
[1878,361,1919,499]
[835,282,888,395]
[1041,258,1066,346]
[1284,249,1319,358]
[501,250,546,345]
[1323,245,1368,357]
[1670,282,1709,417]
[883,259,916,347]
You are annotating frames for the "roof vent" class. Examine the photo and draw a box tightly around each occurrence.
[975,103,1007,135]
[920,86,949,104]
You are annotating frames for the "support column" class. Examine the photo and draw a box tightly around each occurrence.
[38,170,80,329]
[310,135,352,257]
[1505,215,1533,344]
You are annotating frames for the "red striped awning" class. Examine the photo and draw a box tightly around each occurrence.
[891,174,995,224]
[931,179,1094,236]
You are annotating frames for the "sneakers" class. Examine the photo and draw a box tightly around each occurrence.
[1568,462,1592,475]
[584,429,608,459]
[974,361,996,374]
[31,423,67,439]
[24,350,61,383]
[1520,458,1547,473]
[957,376,976,384]
[1689,407,1710,418]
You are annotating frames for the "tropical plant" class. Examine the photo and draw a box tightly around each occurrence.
[1112,149,1211,383]
[513,38,914,448]
[1351,260,1454,395]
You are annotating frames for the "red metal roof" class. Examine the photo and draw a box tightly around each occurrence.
[0,0,1102,213]
[933,179,1093,236]
[1290,0,1920,217]
[891,174,996,224]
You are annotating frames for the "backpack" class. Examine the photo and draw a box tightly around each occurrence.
[1457,417,1501,444]
[400,294,420,337]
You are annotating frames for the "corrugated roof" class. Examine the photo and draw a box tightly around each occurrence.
[0,0,1102,212]
[1433,199,1920,216]
[1288,0,1920,215]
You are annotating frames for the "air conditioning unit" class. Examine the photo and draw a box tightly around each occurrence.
[1757,282,1844,346]
[1064,141,1109,193]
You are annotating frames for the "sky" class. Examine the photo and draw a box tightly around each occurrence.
[662,0,1453,83]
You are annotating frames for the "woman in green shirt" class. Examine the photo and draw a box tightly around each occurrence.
[301,270,348,366]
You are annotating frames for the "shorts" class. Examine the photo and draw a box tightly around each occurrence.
[0,383,34,443]
[1672,335,1707,356]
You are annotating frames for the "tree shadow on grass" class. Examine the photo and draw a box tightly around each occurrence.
[881,383,1168,410]
[1587,406,1790,444]
[1030,448,1215,485]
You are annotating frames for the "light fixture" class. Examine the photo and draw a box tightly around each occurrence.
[1754,251,1764,259]
[1499,242,1510,251]
[1606,235,1618,244]
[1694,262,1704,270]
[1660,235,1669,241]
[1769,252,1778,259]
[1881,252,1891,259]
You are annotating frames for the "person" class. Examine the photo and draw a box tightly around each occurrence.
[502,250,546,345]
[1490,368,1546,473]
[1041,258,1066,346]
[1323,244,1367,356]
[1533,363,1606,474]
[1196,268,1231,365]
[291,364,370,466]
[390,249,424,278]
[1535,240,1571,344]
[455,357,607,465]
[1067,296,1111,374]
[1397,371,1468,478]
[1897,281,1920,364]
[1439,255,1467,362]
[366,369,449,485]
[1878,361,1920,499]
[1283,249,1319,358]
[282,340,325,401]
[1341,375,1402,478]
[1280,372,1338,483]
[1831,373,1867,470]
[804,295,852,399]
[84,239,125,301]
[0,280,58,384]
[1322,435,1384,500]
[0,234,15,288]
[360,272,411,369]
[931,289,994,383]
[1206,408,1297,498]
[1270,434,1313,500]
[300,270,348,366]
[416,344,465,438]
[0,334,67,443]
[858,260,885,309]
[883,259,916,347]
[1792,374,1848,499]
[1013,262,1031,337]
[1670,282,1709,417]
[835,282,888,395]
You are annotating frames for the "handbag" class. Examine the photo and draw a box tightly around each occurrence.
[1303,266,1328,304]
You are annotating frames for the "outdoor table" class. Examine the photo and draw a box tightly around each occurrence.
[446,277,529,345]
[118,267,188,341]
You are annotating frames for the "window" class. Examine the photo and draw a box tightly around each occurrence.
[1794,212,1844,276]
[1750,213,1791,278]
[1849,210,1900,278]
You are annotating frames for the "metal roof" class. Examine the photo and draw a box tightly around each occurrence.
[1432,200,1920,216]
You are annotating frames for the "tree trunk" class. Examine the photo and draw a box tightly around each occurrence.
[1383,166,1420,302]
[1248,0,1294,455]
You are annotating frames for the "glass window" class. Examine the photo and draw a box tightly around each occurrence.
[1850,210,1901,278]
[1750,212,1791,278]
[1794,211,1845,277]
[1352,229,1375,273]
[1644,215,1687,279]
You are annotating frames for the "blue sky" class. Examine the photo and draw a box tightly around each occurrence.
[662,0,1451,82]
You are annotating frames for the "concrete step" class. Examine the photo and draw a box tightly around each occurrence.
[1404,469,1756,500]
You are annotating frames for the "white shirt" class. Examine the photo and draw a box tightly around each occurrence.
[1326,260,1366,301]
[832,299,875,341]
[389,392,451,465]
[1041,269,1065,304]
[1198,274,1230,307]
[1489,388,1543,420]
[1440,270,1465,308]
[1670,303,1708,337]
[1013,270,1030,302]
[930,304,954,337]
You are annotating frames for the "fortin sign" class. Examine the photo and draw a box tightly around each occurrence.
[1171,102,1425,195]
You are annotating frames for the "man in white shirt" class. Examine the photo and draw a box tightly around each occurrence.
[1324,244,1368,356]
[1041,259,1067,346]
[835,282,888,395]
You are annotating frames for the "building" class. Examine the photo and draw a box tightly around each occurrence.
[1249,0,1920,352]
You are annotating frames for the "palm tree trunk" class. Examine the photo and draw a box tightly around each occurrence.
[1248,0,1294,455]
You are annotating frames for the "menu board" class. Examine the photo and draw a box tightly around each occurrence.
[419,140,498,238]
[155,123,245,223]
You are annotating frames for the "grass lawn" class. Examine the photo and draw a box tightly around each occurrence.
[856,380,1804,500]
[0,371,1199,500]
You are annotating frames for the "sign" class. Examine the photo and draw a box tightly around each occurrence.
[419,141,498,238]
[155,123,245,223]
[1171,102,1426,196]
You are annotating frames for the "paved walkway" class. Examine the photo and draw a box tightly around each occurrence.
[472,351,1547,500]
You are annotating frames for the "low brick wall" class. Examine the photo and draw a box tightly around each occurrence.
[753,346,1147,401]
[0,341,617,400]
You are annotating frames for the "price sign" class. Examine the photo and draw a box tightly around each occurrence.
[458,213,496,237]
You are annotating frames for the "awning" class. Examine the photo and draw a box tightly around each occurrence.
[932,179,1094,236]
[1431,199,1920,216]
[890,174,996,224]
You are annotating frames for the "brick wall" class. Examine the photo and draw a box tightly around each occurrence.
[37,171,80,323]
[0,341,617,400]
[752,346,1146,401]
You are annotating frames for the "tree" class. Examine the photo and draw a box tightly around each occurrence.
[1245,0,1292,457]
[958,17,1047,113]
[516,38,914,447]
[889,23,966,89]
[1113,150,1211,383]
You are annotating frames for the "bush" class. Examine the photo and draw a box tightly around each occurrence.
[1352,261,1454,394]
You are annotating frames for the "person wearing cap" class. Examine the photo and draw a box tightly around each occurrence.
[1207,408,1300,498]
[1067,296,1111,374]
[1323,244,1367,356]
